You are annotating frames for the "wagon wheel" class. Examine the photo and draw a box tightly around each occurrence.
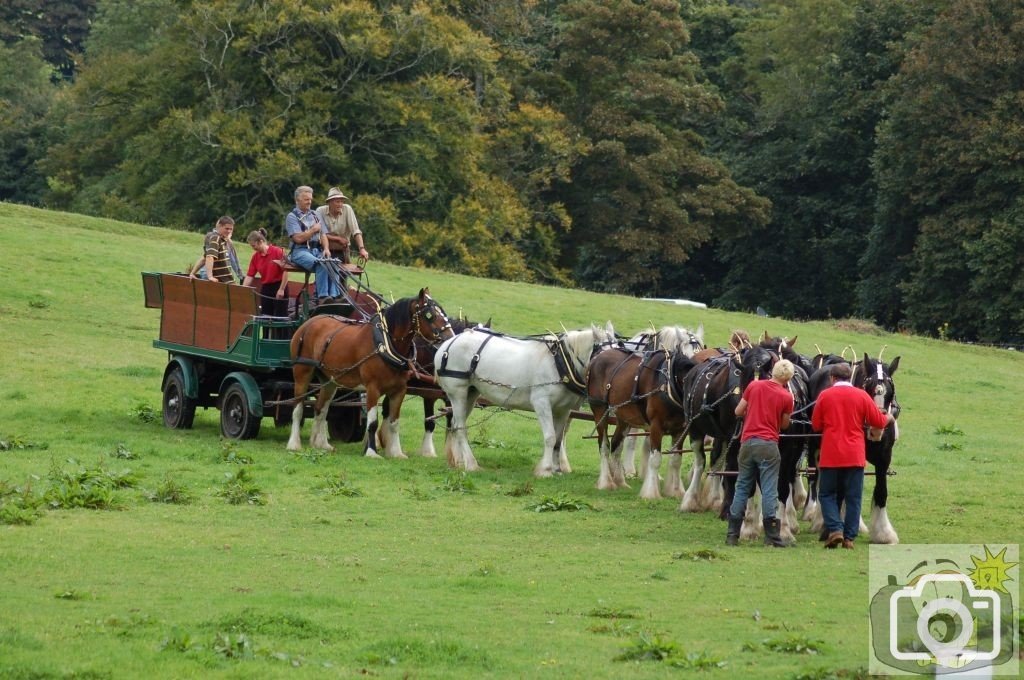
[220,382,262,440]
[162,367,196,429]
[327,406,365,443]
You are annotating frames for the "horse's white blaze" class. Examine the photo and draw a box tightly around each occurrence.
[663,453,683,498]
[435,326,611,477]
[639,450,662,500]
[869,505,899,544]
[287,403,304,451]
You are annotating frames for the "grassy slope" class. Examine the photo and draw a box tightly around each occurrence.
[0,202,1021,679]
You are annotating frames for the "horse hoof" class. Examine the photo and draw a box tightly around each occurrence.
[364,451,383,459]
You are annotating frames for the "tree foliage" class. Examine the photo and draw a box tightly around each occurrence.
[0,39,57,203]
[6,0,1023,341]
[0,0,97,79]
[870,0,1024,341]
[551,0,769,295]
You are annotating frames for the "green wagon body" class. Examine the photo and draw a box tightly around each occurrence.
[141,271,365,441]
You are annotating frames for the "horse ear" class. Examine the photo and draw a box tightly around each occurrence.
[605,320,615,337]
[861,353,874,377]
[419,287,429,299]
[761,330,769,343]
[789,335,798,348]
[484,316,492,329]
[888,356,900,376]
[696,322,705,343]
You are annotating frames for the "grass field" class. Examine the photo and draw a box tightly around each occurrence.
[1,202,1021,679]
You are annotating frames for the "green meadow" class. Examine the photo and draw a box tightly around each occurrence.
[0,202,1021,679]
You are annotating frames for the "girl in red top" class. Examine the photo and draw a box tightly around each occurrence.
[242,229,289,318]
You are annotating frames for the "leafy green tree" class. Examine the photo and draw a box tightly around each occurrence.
[0,39,57,203]
[549,0,769,296]
[43,0,577,282]
[869,0,1022,341]
[0,0,97,79]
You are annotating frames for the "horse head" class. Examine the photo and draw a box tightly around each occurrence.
[856,352,900,412]
[660,323,705,358]
[412,288,454,347]
[734,345,778,391]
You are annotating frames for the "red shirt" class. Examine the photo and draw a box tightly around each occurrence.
[811,383,890,467]
[245,244,285,285]
[740,379,794,443]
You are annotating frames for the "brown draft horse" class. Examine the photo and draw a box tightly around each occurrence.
[586,347,697,499]
[286,288,453,456]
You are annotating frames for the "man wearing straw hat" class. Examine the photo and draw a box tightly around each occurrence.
[316,187,369,263]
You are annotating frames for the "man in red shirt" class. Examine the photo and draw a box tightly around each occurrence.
[726,359,795,548]
[811,363,894,549]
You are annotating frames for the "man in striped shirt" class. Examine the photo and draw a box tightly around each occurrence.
[202,216,241,283]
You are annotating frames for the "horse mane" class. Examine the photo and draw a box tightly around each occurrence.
[382,296,416,328]
[558,324,613,361]
[658,324,704,354]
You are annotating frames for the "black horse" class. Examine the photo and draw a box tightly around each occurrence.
[678,345,778,518]
[855,353,901,543]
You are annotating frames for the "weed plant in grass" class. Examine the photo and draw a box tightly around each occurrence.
[0,203,1022,678]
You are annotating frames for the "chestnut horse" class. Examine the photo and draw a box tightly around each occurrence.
[586,346,698,499]
[287,289,453,456]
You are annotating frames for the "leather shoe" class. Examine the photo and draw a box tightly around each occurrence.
[842,538,855,550]
[824,531,843,549]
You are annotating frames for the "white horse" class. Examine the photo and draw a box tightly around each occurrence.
[435,323,615,476]
[620,324,705,485]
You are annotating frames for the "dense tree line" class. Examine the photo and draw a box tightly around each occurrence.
[1,0,1021,343]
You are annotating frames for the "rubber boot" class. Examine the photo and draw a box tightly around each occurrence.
[763,517,789,548]
[725,516,743,546]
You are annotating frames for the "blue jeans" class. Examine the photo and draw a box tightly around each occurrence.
[818,467,865,540]
[730,438,780,521]
[289,247,339,300]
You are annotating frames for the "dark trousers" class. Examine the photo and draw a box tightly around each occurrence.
[819,466,865,540]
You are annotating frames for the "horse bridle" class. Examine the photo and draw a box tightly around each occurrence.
[412,298,453,346]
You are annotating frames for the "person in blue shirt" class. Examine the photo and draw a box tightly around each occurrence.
[284,185,340,303]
